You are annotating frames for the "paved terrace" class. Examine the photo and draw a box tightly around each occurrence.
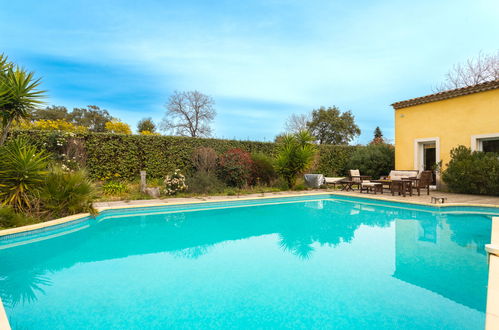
[94,189,499,209]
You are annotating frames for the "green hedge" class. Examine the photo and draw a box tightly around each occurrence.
[13,130,359,180]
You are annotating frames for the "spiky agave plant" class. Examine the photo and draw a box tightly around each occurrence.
[0,137,49,211]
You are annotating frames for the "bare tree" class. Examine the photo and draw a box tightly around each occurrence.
[284,113,310,134]
[162,90,216,137]
[435,51,499,92]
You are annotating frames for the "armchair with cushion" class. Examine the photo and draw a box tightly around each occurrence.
[407,170,433,196]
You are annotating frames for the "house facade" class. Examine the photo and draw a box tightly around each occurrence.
[392,80,499,184]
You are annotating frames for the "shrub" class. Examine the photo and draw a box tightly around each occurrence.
[105,120,132,134]
[0,138,49,210]
[102,181,128,195]
[17,119,88,133]
[347,143,394,179]
[192,147,218,173]
[275,131,317,188]
[250,153,276,186]
[164,169,188,195]
[40,167,96,218]
[0,206,36,228]
[217,148,253,187]
[442,146,499,195]
[186,172,225,194]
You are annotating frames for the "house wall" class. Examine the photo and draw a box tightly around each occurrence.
[394,88,499,173]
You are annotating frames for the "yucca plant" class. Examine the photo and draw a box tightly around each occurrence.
[40,167,96,218]
[0,54,45,145]
[275,130,317,188]
[0,138,49,210]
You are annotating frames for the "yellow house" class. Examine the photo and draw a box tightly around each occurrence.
[392,79,499,185]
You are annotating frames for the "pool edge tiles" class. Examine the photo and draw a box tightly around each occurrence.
[0,297,11,330]
[1,191,498,241]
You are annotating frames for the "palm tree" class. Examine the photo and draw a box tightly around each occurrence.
[0,54,45,145]
[275,130,317,188]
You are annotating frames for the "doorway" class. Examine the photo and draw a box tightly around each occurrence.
[414,138,440,186]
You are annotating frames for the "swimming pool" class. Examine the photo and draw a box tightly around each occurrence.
[0,194,497,329]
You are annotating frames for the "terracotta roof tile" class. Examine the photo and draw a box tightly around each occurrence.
[391,79,499,109]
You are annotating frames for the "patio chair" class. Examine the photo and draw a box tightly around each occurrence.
[408,170,433,196]
[349,169,372,191]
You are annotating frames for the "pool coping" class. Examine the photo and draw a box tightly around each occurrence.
[0,297,10,330]
[1,191,498,238]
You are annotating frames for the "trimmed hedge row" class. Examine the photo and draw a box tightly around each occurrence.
[14,130,358,180]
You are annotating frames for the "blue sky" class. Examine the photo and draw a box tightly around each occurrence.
[1,0,498,143]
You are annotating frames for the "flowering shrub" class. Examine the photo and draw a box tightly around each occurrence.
[105,120,132,134]
[217,148,253,187]
[164,169,188,195]
[18,119,88,133]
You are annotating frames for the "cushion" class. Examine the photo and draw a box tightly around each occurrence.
[350,169,360,177]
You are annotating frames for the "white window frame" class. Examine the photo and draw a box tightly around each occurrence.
[413,137,440,172]
[471,133,499,151]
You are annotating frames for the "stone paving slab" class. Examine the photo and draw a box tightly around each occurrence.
[93,189,499,209]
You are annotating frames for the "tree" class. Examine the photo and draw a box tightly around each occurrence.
[370,126,384,145]
[347,144,394,179]
[306,106,360,145]
[69,105,114,132]
[275,130,317,188]
[0,54,45,145]
[435,51,499,92]
[105,120,132,134]
[162,90,216,137]
[284,113,310,134]
[137,117,156,134]
[32,105,69,121]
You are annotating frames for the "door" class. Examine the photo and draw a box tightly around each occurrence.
[423,144,436,185]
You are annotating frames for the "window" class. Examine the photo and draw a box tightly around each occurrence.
[482,139,499,153]
[471,134,499,153]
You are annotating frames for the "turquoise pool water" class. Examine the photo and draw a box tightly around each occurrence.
[0,195,497,329]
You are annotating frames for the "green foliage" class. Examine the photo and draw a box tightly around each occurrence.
[0,55,45,145]
[307,106,360,145]
[314,145,357,176]
[32,105,69,121]
[40,167,96,218]
[347,143,394,179]
[137,117,156,133]
[275,131,317,188]
[164,169,188,195]
[12,130,359,182]
[68,105,115,132]
[102,181,128,195]
[250,153,277,185]
[186,172,224,195]
[217,148,253,187]
[0,137,49,210]
[442,146,499,196]
[371,126,385,145]
[0,206,36,228]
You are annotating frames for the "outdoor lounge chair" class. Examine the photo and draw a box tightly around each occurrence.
[324,177,346,189]
[349,169,381,193]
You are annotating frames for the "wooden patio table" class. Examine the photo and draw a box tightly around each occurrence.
[371,179,413,197]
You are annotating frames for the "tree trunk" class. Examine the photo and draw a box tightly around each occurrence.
[0,119,13,146]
